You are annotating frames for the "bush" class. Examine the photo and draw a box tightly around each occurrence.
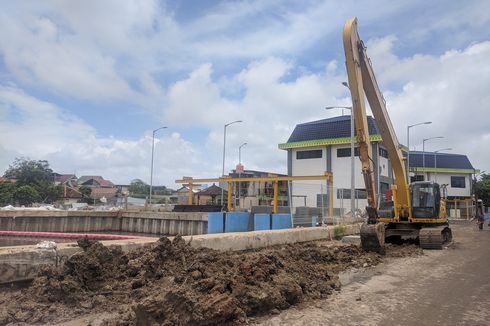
[334,224,347,239]
[14,185,40,206]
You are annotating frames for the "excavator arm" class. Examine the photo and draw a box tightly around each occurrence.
[343,17,411,222]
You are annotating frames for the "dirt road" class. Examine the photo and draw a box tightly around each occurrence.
[256,221,490,326]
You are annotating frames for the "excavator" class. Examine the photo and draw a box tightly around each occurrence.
[342,17,452,252]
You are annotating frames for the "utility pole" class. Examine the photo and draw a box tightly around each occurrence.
[221,120,242,209]
[150,126,167,205]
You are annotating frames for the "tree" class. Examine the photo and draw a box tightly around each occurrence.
[475,173,490,207]
[78,185,92,203]
[14,185,39,206]
[4,158,53,185]
[128,179,150,197]
[3,158,62,204]
[0,182,16,206]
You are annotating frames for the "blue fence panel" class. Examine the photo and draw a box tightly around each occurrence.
[271,213,293,230]
[225,212,249,232]
[253,213,271,231]
[207,212,225,234]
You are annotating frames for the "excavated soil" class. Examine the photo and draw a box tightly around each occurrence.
[0,237,422,325]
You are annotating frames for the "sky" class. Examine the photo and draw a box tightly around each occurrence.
[0,0,489,188]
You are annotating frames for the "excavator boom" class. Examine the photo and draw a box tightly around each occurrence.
[343,18,410,221]
[342,17,452,252]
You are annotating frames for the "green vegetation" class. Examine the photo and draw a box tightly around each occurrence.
[1,158,62,206]
[334,224,347,238]
[128,179,150,198]
[474,173,490,207]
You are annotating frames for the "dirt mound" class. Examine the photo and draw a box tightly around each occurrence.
[0,237,419,325]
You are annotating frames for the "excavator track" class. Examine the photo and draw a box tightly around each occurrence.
[419,225,452,249]
[360,222,385,254]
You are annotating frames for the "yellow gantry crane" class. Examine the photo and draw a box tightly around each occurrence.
[176,173,334,215]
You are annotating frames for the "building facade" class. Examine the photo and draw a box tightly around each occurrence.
[279,115,478,214]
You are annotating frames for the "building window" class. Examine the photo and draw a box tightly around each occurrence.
[337,147,359,157]
[411,175,424,182]
[296,149,322,160]
[451,176,465,188]
[379,147,389,159]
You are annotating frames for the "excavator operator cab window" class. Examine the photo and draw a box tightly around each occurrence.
[411,183,440,218]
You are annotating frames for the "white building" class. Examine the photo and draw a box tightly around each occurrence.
[279,116,478,214]
[408,151,477,199]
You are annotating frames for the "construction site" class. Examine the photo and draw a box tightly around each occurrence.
[0,6,489,326]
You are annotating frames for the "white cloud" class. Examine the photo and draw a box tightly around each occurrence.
[367,39,490,172]
[0,85,205,186]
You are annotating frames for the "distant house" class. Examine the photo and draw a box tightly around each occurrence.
[62,186,83,205]
[194,184,226,205]
[226,170,288,209]
[78,175,118,202]
[78,176,115,188]
[176,186,200,205]
[53,173,78,187]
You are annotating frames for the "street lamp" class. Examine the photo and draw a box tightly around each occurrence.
[150,126,167,205]
[221,120,243,208]
[406,121,431,183]
[325,105,355,214]
[422,136,444,169]
[434,148,452,183]
[238,142,247,207]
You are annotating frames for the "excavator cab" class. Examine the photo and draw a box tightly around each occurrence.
[411,182,441,218]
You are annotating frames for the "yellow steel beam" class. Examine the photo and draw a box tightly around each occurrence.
[227,182,233,211]
[273,181,279,213]
[176,173,333,184]
[188,183,193,205]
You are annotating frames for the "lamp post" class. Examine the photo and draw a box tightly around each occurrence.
[434,148,452,183]
[150,126,167,205]
[325,105,355,214]
[422,136,444,181]
[221,120,243,208]
[238,142,247,207]
[406,121,431,183]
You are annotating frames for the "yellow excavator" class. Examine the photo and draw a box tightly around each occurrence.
[342,18,452,252]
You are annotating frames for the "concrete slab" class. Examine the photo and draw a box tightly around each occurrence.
[342,235,361,245]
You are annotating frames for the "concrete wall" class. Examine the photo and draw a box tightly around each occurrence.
[0,210,207,236]
[0,223,361,284]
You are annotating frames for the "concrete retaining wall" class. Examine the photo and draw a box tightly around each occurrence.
[0,210,207,236]
[0,224,361,283]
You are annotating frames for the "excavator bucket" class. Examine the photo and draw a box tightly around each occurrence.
[360,222,385,254]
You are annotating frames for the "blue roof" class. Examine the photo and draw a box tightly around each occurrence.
[409,151,474,170]
[287,115,379,143]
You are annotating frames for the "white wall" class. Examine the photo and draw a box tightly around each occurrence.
[291,147,327,208]
[424,172,471,197]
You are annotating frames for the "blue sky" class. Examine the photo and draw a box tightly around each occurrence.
[1,0,489,186]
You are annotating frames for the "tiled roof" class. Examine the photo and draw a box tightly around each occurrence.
[196,184,226,196]
[286,115,379,143]
[54,174,76,183]
[98,179,115,187]
[409,151,475,171]
[64,187,83,199]
[78,175,103,184]
[90,187,118,199]
[78,176,114,188]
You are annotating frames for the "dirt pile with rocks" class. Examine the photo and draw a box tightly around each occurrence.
[0,237,423,325]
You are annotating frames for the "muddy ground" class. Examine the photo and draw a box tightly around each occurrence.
[0,235,422,326]
[256,221,490,326]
